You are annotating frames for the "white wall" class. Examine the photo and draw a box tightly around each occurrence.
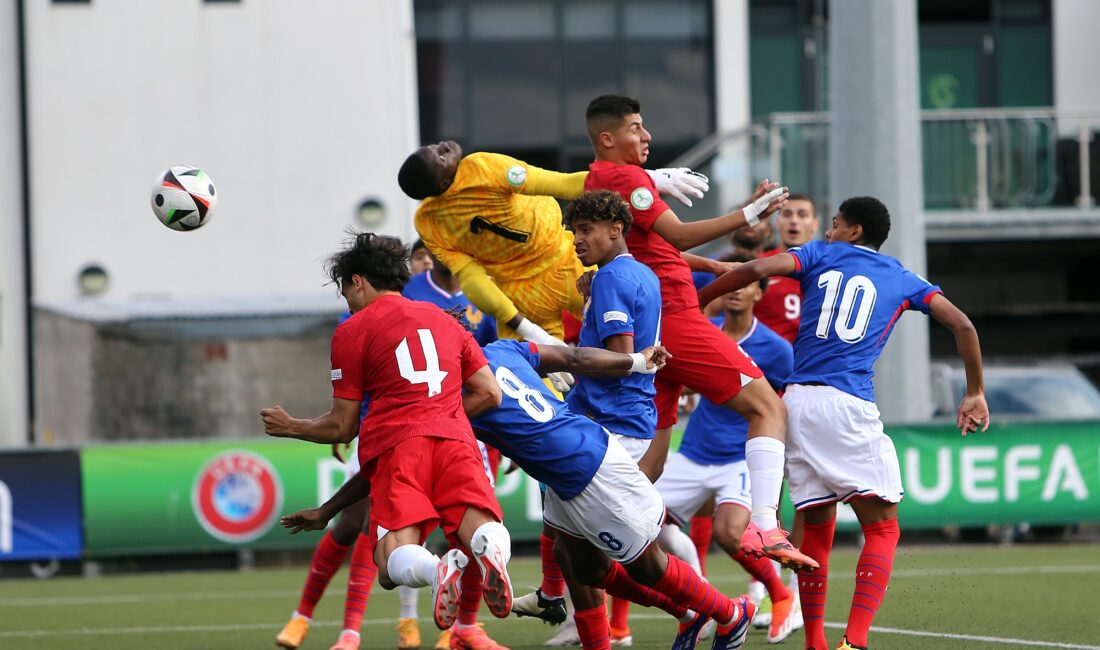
[1,0,28,448]
[25,0,420,306]
[1053,0,1100,110]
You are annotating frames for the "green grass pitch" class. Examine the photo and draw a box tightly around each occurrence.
[1,543,1097,649]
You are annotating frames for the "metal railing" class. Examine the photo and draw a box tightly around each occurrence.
[672,107,1100,214]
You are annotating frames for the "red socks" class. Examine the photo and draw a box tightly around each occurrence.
[733,549,791,602]
[845,518,899,647]
[798,518,836,650]
[297,531,351,618]
[689,516,713,576]
[458,551,484,626]
[343,533,377,633]
[652,554,735,625]
[609,597,631,632]
[574,604,612,650]
[596,561,689,619]
[540,532,566,598]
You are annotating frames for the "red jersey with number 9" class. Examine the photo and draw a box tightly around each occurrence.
[330,294,489,466]
[752,248,802,343]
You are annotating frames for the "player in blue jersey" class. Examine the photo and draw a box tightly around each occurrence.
[471,339,756,650]
[698,196,989,650]
[403,251,497,346]
[657,253,800,644]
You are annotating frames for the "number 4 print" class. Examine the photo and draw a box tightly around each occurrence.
[396,329,449,397]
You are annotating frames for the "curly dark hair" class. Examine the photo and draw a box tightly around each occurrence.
[838,196,891,249]
[563,190,634,235]
[325,230,411,292]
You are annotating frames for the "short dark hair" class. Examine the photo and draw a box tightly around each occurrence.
[411,238,428,254]
[397,150,439,200]
[563,190,634,235]
[719,251,767,291]
[785,192,817,216]
[585,95,641,144]
[838,196,891,249]
[326,231,411,292]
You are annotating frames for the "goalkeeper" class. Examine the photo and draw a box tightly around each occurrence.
[398,140,708,349]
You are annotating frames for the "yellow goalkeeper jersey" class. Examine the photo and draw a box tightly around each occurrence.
[414,152,577,282]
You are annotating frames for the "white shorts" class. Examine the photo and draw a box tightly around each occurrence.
[656,452,751,525]
[783,384,904,510]
[610,432,652,463]
[543,435,664,564]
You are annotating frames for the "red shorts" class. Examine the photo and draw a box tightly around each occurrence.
[366,435,502,543]
[655,308,764,428]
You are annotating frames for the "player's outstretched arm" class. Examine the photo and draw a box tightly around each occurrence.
[697,253,798,307]
[651,180,788,251]
[463,364,503,419]
[522,165,709,206]
[281,472,371,534]
[261,398,361,445]
[536,344,669,378]
[929,294,989,435]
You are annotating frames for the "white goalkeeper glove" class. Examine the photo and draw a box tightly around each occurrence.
[742,186,788,227]
[514,318,575,393]
[647,168,710,207]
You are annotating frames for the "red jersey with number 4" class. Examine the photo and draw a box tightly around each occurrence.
[585,161,698,314]
[753,248,801,343]
[330,294,489,466]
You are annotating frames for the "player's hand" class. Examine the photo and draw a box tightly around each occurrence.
[710,260,739,276]
[547,371,575,393]
[647,167,710,207]
[633,346,672,374]
[261,405,294,437]
[280,507,330,534]
[331,442,350,463]
[742,181,788,226]
[957,392,990,436]
[576,270,596,298]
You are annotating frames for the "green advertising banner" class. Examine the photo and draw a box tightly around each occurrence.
[81,422,1100,556]
[81,439,543,557]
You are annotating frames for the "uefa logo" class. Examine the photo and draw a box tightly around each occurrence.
[192,450,284,543]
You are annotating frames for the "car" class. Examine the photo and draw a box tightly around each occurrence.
[931,361,1100,420]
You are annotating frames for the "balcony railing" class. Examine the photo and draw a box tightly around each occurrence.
[672,107,1100,228]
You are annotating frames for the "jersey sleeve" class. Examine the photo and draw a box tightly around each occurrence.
[459,327,489,381]
[590,269,637,342]
[605,166,671,231]
[787,240,825,279]
[330,323,363,401]
[466,152,528,193]
[900,269,943,315]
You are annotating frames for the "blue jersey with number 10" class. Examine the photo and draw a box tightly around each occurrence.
[470,340,608,500]
[787,240,942,402]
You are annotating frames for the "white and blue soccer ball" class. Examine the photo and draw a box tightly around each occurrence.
[151,165,218,231]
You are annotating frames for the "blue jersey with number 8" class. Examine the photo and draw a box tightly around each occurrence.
[787,240,942,402]
[470,340,608,500]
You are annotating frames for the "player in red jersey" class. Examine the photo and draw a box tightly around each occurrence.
[262,232,514,635]
[754,193,820,343]
[582,95,817,574]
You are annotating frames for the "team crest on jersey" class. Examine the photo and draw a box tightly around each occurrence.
[192,450,283,543]
[630,187,654,210]
[506,165,527,186]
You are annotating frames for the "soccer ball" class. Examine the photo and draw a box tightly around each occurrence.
[151,165,217,231]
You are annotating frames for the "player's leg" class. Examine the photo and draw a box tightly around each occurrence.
[689,497,716,576]
[840,499,899,650]
[797,504,837,650]
[333,520,380,650]
[397,585,422,650]
[277,497,369,650]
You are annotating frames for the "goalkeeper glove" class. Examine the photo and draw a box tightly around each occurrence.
[647,168,710,207]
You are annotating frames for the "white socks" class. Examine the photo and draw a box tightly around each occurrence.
[745,436,785,530]
[387,544,440,589]
[398,584,419,618]
[470,521,512,566]
[657,523,703,576]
